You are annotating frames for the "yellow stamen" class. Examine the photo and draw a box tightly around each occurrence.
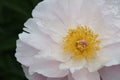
[63,25,101,62]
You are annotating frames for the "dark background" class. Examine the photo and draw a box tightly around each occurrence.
[0,0,42,80]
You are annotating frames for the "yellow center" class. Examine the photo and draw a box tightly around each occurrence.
[63,25,101,62]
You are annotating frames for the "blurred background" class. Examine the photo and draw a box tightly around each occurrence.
[0,0,42,80]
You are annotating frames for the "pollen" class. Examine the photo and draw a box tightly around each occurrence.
[63,25,101,62]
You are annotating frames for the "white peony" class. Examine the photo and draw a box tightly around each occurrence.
[15,0,120,80]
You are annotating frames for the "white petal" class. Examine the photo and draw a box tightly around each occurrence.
[33,40,71,62]
[87,42,120,72]
[20,22,70,62]
[15,40,39,66]
[100,27,120,47]
[32,0,83,26]
[98,42,120,67]
[29,57,69,78]
[50,44,71,62]
[24,18,67,43]
[77,0,120,41]
[22,66,47,80]
[37,19,67,43]
[60,59,86,73]
[72,68,100,80]
[99,65,120,80]
[19,19,54,50]
[97,0,120,46]
[32,0,71,43]
[105,59,120,67]
[23,18,43,34]
[96,0,120,28]
[85,58,104,72]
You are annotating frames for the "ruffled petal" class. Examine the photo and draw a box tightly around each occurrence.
[22,66,47,80]
[29,57,69,78]
[72,68,100,80]
[19,19,53,50]
[24,18,67,43]
[22,66,73,80]
[15,40,39,66]
[19,19,71,62]
[99,65,120,80]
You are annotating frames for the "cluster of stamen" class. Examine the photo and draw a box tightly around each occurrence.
[76,40,88,52]
[63,25,101,61]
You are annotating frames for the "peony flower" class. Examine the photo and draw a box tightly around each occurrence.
[15,0,120,80]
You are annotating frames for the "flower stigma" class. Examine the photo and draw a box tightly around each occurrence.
[63,25,101,62]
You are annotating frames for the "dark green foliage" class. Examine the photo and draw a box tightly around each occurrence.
[0,0,42,80]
